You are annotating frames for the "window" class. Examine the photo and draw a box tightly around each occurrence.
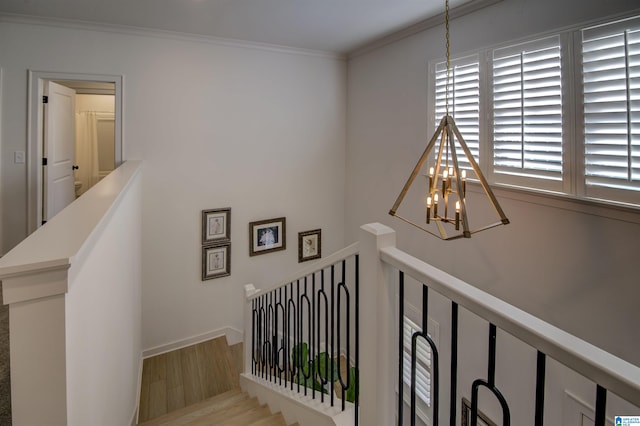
[430,13,640,208]
[402,316,431,409]
[580,16,640,203]
[492,37,563,183]
[434,55,480,171]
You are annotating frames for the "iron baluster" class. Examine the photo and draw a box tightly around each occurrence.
[450,302,458,426]
[535,351,546,426]
[471,324,510,426]
[398,271,405,426]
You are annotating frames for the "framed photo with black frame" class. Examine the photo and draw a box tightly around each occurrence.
[202,242,231,280]
[202,207,231,245]
[298,229,321,263]
[249,217,286,256]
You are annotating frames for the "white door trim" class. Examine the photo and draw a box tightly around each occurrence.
[27,71,124,233]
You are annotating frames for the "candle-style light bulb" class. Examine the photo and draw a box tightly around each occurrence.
[428,166,435,190]
[442,170,448,194]
[433,193,439,218]
[455,200,461,230]
[461,170,467,196]
[426,196,432,224]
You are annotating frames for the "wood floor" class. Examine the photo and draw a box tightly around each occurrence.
[138,336,243,423]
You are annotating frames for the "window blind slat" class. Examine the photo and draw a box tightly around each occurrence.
[583,18,640,190]
[402,316,432,407]
[493,36,563,180]
[435,55,480,171]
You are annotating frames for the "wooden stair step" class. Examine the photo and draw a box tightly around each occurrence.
[185,397,262,425]
[249,412,288,425]
[208,403,272,426]
[137,389,246,426]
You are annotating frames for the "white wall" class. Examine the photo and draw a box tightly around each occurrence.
[346,0,640,419]
[66,167,142,425]
[0,21,346,351]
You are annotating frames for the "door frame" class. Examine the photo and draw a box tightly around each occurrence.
[27,70,124,233]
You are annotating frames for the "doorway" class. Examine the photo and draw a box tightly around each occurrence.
[27,71,123,233]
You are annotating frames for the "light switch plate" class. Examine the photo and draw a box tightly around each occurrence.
[14,151,25,164]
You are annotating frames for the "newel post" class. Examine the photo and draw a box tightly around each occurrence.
[358,223,397,426]
[1,264,70,426]
[243,284,259,377]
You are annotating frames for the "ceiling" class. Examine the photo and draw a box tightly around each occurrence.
[0,0,476,54]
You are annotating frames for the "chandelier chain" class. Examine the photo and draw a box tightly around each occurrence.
[445,0,451,117]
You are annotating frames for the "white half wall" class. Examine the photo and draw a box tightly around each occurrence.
[65,165,143,425]
[0,20,347,352]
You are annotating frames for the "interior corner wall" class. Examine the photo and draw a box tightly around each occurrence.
[345,0,640,368]
[0,21,347,351]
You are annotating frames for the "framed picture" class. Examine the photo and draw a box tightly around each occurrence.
[249,217,286,256]
[298,229,321,262]
[461,398,497,426]
[202,242,231,280]
[202,207,231,244]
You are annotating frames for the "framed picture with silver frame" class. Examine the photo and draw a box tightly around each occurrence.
[202,207,231,245]
[249,217,286,256]
[202,242,231,280]
[298,229,321,263]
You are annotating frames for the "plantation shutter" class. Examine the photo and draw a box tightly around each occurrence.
[492,36,563,181]
[582,17,640,194]
[403,316,431,407]
[435,55,480,171]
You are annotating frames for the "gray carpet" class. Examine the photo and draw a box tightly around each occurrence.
[0,285,11,425]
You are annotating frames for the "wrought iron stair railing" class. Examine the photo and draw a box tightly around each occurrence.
[383,244,640,426]
[243,224,640,426]
[244,243,360,424]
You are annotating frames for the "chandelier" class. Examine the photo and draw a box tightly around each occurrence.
[388,0,509,240]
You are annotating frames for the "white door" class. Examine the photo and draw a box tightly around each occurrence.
[43,81,77,222]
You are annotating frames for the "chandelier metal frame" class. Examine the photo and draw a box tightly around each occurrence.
[388,0,509,240]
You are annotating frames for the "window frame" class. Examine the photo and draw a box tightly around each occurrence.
[427,11,640,213]
[576,15,640,205]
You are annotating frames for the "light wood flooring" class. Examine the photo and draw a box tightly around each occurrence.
[138,336,243,424]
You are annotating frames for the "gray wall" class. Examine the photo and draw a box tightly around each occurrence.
[346,0,640,366]
[346,1,640,421]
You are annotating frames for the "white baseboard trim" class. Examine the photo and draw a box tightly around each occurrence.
[142,326,244,359]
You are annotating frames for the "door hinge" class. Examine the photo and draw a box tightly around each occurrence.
[42,157,48,166]
[42,95,49,104]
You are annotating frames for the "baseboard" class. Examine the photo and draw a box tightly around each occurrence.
[142,326,243,358]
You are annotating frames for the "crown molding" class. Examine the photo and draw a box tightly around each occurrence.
[0,13,345,60]
[348,0,503,59]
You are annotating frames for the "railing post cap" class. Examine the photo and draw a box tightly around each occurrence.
[244,283,258,298]
[360,222,396,236]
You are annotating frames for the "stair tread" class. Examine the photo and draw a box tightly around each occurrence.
[249,412,288,426]
[206,404,272,426]
[184,397,262,425]
[137,389,245,425]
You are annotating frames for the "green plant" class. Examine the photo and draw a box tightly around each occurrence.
[290,342,358,402]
